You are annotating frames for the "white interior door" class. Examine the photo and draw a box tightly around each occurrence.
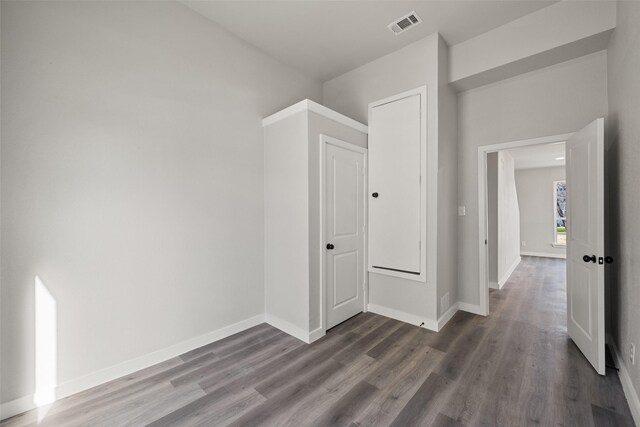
[368,93,422,274]
[324,138,366,329]
[566,118,605,375]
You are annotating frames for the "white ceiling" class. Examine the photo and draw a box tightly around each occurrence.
[181,1,557,82]
[507,142,566,170]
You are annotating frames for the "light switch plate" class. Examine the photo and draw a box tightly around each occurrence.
[458,206,466,216]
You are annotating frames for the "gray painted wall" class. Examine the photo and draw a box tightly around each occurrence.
[607,0,640,407]
[457,51,608,307]
[0,1,322,405]
[515,166,566,257]
[264,112,311,334]
[436,36,459,317]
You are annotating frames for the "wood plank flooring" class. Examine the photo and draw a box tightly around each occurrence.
[1,256,635,426]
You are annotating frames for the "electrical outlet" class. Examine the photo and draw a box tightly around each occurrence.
[631,344,636,365]
[522,241,526,247]
[458,206,466,216]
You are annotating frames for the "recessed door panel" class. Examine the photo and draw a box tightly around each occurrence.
[333,251,359,307]
[333,157,359,237]
[569,262,592,337]
[368,93,421,274]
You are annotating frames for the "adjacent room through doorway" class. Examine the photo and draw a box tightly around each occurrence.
[486,141,567,294]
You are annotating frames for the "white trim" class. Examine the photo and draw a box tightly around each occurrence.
[367,85,429,283]
[551,243,567,248]
[0,314,265,421]
[458,302,485,316]
[262,99,368,134]
[0,396,33,422]
[367,303,438,331]
[478,132,573,316]
[264,313,311,344]
[437,303,459,331]
[521,251,567,259]
[319,135,368,334]
[308,327,326,344]
[489,281,502,290]
[498,256,521,287]
[607,334,640,426]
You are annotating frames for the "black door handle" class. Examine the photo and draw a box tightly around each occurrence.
[583,255,596,263]
[605,256,614,264]
[326,243,334,250]
[372,192,379,198]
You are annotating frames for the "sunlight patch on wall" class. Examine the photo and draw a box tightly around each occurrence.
[34,276,57,412]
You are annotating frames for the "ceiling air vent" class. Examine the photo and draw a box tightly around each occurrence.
[388,11,422,36]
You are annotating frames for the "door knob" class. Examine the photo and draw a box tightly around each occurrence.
[583,255,596,263]
[326,243,334,250]
[605,256,614,264]
[372,192,379,198]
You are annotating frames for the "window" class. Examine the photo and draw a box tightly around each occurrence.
[554,180,567,245]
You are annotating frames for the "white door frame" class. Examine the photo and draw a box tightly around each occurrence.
[477,132,573,315]
[319,134,368,334]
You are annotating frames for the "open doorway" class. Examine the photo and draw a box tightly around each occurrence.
[485,142,567,293]
[477,119,606,375]
[476,133,573,314]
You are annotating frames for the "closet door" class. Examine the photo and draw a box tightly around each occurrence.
[368,91,423,275]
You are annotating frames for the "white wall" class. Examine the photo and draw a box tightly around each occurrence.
[0,0,322,409]
[496,152,521,285]
[264,112,312,337]
[607,0,640,418]
[515,166,566,257]
[457,51,608,307]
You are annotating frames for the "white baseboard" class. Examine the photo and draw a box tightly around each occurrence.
[437,303,459,331]
[607,334,640,426]
[367,303,438,331]
[521,251,566,259]
[0,314,265,421]
[489,281,502,290]
[0,396,34,422]
[308,327,326,344]
[265,313,315,344]
[458,302,485,316]
[498,256,521,287]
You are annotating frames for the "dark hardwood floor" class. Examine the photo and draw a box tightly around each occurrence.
[2,256,634,426]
